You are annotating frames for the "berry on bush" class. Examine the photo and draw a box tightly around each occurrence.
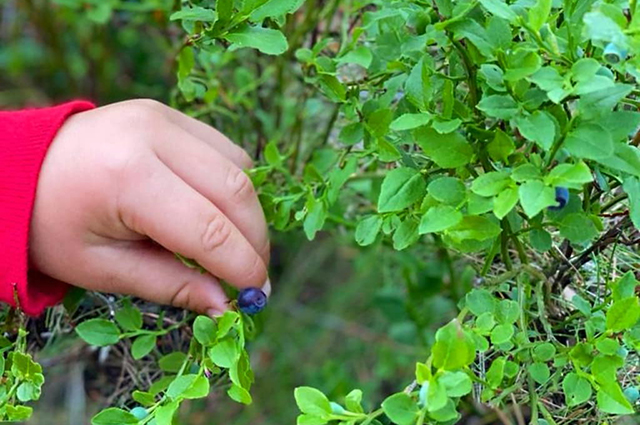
[549,187,569,211]
[237,288,267,315]
[624,387,640,403]
[603,42,628,64]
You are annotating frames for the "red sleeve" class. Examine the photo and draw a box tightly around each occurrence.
[0,101,95,316]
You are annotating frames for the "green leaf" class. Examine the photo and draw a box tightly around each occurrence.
[381,393,419,425]
[303,197,327,240]
[562,373,592,407]
[477,95,519,120]
[546,162,592,189]
[529,0,552,31]
[390,113,432,131]
[419,206,462,234]
[170,6,216,22]
[294,387,332,418]
[518,181,556,217]
[564,123,613,160]
[154,401,179,425]
[415,128,473,168]
[355,215,382,246]
[559,213,598,244]
[504,49,542,81]
[405,58,431,111]
[216,310,239,339]
[475,312,496,333]
[432,320,476,370]
[132,391,156,407]
[5,405,32,421]
[530,228,552,251]
[131,335,156,360]
[528,362,550,384]
[297,414,328,425]
[623,177,640,230]
[533,343,556,362]
[16,381,40,402]
[471,171,511,197]
[597,382,634,415]
[490,324,514,345]
[439,371,472,397]
[612,272,638,301]
[425,379,448,412]
[345,389,364,413]
[486,357,505,389]
[466,289,497,316]
[250,0,304,21]
[76,319,120,347]
[167,375,210,400]
[317,75,346,103]
[493,187,519,219]
[159,352,187,373]
[228,383,253,404]
[392,218,420,251]
[209,337,240,368]
[339,122,364,146]
[91,408,139,425]
[428,177,466,205]
[606,296,640,332]
[487,129,515,162]
[11,352,42,381]
[479,0,517,22]
[514,111,555,150]
[224,25,288,55]
[114,305,143,331]
[496,300,519,324]
[337,46,373,68]
[378,168,426,213]
[193,316,218,346]
[512,163,542,182]
[447,216,501,241]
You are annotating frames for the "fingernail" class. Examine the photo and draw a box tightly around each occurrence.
[261,278,272,298]
[207,308,224,318]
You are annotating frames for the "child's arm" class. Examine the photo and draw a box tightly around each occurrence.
[1,99,270,317]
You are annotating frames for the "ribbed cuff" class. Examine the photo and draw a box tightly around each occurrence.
[0,100,95,316]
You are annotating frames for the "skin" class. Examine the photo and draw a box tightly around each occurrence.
[29,99,271,317]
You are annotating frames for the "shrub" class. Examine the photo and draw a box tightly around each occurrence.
[2,0,640,424]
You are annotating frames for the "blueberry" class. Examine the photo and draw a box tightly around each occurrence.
[603,42,628,64]
[624,386,639,403]
[548,187,569,211]
[237,287,267,315]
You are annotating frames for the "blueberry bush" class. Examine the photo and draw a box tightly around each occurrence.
[3,0,640,424]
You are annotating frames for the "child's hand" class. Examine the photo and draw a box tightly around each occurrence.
[29,100,270,316]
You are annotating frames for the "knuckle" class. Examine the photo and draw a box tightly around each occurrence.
[169,280,193,309]
[244,254,267,287]
[115,100,166,133]
[201,214,232,252]
[226,168,254,201]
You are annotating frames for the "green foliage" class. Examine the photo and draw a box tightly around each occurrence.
[3,0,640,423]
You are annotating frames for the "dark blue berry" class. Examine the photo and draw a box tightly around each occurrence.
[548,187,569,211]
[237,288,267,315]
[603,42,628,64]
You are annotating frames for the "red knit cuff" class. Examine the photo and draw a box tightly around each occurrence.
[0,100,95,316]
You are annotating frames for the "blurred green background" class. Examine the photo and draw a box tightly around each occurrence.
[0,1,459,424]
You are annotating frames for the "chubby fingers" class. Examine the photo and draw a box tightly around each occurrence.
[123,99,253,169]
[152,125,270,264]
[118,157,269,292]
[85,242,231,315]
